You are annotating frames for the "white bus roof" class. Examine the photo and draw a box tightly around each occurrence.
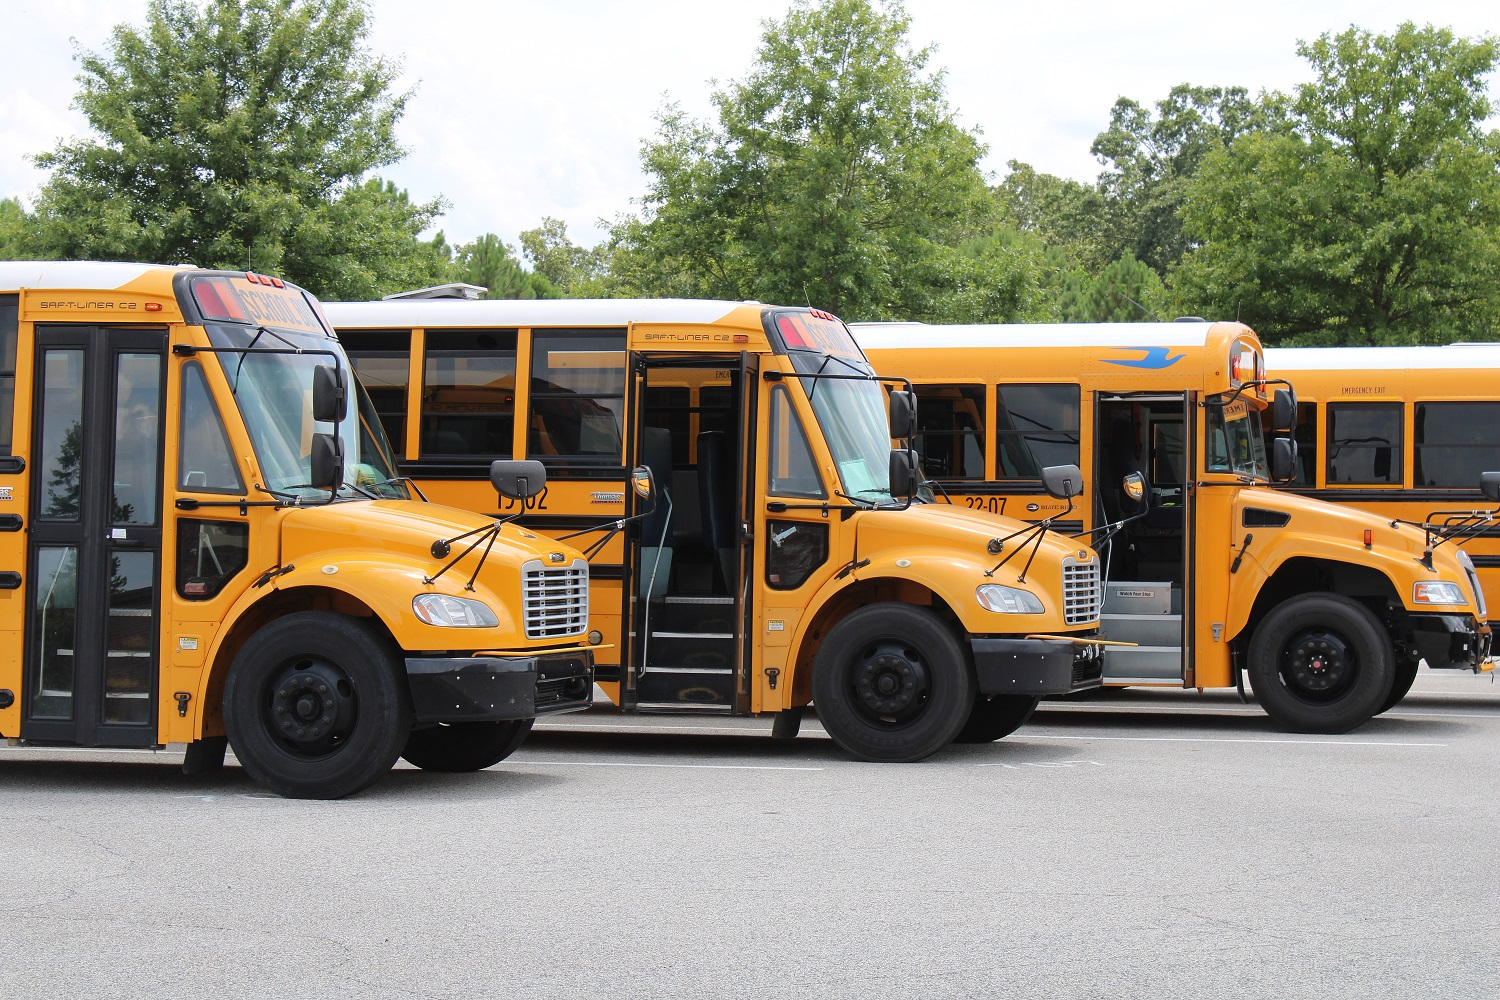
[0,260,194,290]
[1266,345,1500,371]
[323,298,754,328]
[850,321,1219,350]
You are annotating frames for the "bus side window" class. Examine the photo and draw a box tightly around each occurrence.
[1326,402,1402,485]
[767,385,825,498]
[913,384,985,479]
[422,329,518,458]
[994,383,1080,479]
[178,362,244,493]
[527,330,626,462]
[0,294,15,454]
[1414,401,1500,488]
[1262,402,1319,486]
[176,519,249,600]
[344,329,411,453]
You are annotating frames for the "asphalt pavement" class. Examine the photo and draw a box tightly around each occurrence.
[2,668,1497,999]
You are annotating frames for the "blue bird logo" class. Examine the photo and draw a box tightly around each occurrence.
[1103,347,1185,369]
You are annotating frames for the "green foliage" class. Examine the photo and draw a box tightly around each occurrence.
[0,198,32,258]
[1174,23,1500,345]
[518,217,607,296]
[993,160,1109,273]
[450,233,557,299]
[22,0,449,298]
[609,0,1024,321]
[1053,251,1169,323]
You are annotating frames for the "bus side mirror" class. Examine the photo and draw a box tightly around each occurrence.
[310,432,343,490]
[312,365,346,423]
[1042,464,1084,499]
[1271,436,1298,483]
[1481,471,1500,502]
[491,459,547,501]
[631,465,655,501]
[889,448,918,500]
[889,390,917,440]
[1271,388,1297,434]
[1122,472,1146,504]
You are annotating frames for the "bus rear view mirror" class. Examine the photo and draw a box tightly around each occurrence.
[630,465,655,501]
[1271,388,1298,434]
[889,390,917,440]
[1271,436,1299,484]
[1122,472,1146,504]
[491,459,547,501]
[1042,464,1084,500]
[889,448,918,500]
[310,432,343,490]
[1481,471,1500,502]
[312,365,346,423]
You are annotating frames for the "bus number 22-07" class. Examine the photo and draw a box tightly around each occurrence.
[500,486,549,512]
[964,496,1005,514]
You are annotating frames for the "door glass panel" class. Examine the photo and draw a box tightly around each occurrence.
[113,353,162,525]
[178,363,244,492]
[30,545,78,720]
[104,551,155,725]
[38,349,85,520]
[767,385,824,498]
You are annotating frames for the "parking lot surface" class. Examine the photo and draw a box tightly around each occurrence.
[2,669,1497,999]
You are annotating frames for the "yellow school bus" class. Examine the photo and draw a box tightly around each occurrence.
[854,320,1493,733]
[1265,345,1500,626]
[0,262,595,798]
[326,297,1107,761]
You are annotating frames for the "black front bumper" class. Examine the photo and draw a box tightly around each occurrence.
[970,637,1103,695]
[405,650,594,723]
[1407,614,1491,670]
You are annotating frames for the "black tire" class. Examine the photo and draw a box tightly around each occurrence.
[1378,658,1421,714]
[812,603,975,762]
[954,694,1041,743]
[1248,594,1394,734]
[224,612,413,799]
[402,719,534,772]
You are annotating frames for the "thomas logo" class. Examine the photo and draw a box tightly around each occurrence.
[1103,347,1185,369]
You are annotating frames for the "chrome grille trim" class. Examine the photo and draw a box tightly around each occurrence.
[521,558,589,639]
[1061,557,1101,625]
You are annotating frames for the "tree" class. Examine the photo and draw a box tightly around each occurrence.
[0,198,31,258]
[993,160,1110,274]
[1173,24,1500,345]
[1053,252,1169,323]
[518,217,606,295]
[451,233,557,299]
[23,0,450,298]
[609,0,1027,321]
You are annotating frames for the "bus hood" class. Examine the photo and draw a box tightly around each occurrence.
[854,502,1094,582]
[1234,487,1433,557]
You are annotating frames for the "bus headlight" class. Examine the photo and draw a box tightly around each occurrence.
[1413,581,1467,606]
[413,593,501,627]
[976,584,1045,614]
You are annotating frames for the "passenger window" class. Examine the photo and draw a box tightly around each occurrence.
[178,363,244,493]
[767,385,824,498]
[344,329,411,454]
[765,519,829,589]
[1414,402,1500,489]
[994,384,1080,478]
[913,385,985,479]
[0,294,15,454]
[422,329,517,458]
[176,519,249,600]
[528,330,626,462]
[1326,403,1402,485]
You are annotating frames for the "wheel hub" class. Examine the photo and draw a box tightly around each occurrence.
[852,642,930,723]
[1285,631,1353,694]
[267,659,358,758]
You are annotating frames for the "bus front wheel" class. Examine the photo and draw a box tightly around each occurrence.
[225,612,413,799]
[812,604,975,762]
[401,719,534,772]
[1378,658,1420,714]
[953,694,1041,743]
[1248,594,1393,734]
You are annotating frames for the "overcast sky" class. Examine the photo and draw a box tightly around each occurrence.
[1,0,1495,251]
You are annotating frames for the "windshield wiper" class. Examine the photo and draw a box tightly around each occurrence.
[834,490,877,509]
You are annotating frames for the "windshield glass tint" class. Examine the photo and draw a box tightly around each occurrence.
[791,355,891,502]
[205,324,404,499]
[1206,397,1269,480]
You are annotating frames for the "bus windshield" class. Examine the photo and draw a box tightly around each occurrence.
[793,355,894,503]
[206,324,406,500]
[1206,396,1269,480]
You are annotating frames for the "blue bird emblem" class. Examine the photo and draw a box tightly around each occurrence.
[1104,346,1185,369]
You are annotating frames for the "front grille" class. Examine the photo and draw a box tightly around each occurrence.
[522,558,589,639]
[1062,556,1101,625]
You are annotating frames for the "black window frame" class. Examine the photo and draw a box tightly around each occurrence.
[527,328,627,465]
[420,328,519,460]
[0,293,17,454]
[994,383,1081,480]
[342,329,413,458]
[912,383,986,480]
[1326,402,1404,486]
[1413,400,1500,490]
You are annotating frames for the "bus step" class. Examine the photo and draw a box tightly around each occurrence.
[630,702,735,715]
[1102,582,1181,615]
[1102,644,1183,681]
[650,600,735,633]
[636,669,736,706]
[1100,613,1183,647]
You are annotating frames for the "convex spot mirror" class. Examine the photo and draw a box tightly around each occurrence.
[889,448,918,500]
[1481,471,1500,502]
[312,365,346,423]
[889,390,917,440]
[631,465,655,501]
[1122,472,1146,503]
[1042,464,1084,500]
[491,459,547,501]
[1271,387,1298,434]
[310,433,343,490]
[1271,437,1299,484]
